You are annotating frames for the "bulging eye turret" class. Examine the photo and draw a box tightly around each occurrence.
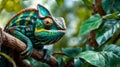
[43,18,53,28]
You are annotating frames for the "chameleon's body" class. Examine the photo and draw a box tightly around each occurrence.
[0,4,66,67]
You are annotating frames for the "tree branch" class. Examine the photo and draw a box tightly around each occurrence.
[94,0,106,16]
[0,28,58,67]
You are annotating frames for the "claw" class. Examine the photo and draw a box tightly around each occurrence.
[20,46,33,59]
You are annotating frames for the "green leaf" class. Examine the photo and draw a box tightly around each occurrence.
[62,48,82,58]
[85,45,94,51]
[102,44,120,66]
[76,45,120,67]
[56,0,64,7]
[102,0,120,13]
[103,44,120,56]
[27,58,50,67]
[74,59,83,67]
[80,14,102,35]
[103,11,120,19]
[96,19,120,45]
[57,58,63,67]
[77,51,105,67]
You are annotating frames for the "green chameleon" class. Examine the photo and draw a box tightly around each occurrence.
[1,4,66,67]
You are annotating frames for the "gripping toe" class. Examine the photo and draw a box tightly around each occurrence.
[20,47,33,59]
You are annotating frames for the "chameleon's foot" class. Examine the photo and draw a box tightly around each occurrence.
[20,46,33,59]
[43,49,51,61]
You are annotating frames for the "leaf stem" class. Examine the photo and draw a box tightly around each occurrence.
[0,52,17,67]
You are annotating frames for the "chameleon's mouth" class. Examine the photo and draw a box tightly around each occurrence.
[46,30,65,44]
[35,30,65,45]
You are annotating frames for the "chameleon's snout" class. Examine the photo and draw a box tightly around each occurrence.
[55,17,66,31]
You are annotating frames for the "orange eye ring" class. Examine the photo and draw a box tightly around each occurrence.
[44,18,53,27]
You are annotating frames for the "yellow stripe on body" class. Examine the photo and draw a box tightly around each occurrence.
[35,28,46,33]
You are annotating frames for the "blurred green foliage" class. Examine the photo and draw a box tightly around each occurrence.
[102,0,120,14]
[56,0,64,7]
[2,0,120,67]
[0,0,23,12]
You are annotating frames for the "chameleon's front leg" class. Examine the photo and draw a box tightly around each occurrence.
[8,27,33,58]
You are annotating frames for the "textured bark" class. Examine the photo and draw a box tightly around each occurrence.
[0,28,58,67]
[94,0,106,16]
[88,30,98,48]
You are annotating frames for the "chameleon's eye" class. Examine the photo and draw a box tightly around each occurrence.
[43,18,53,28]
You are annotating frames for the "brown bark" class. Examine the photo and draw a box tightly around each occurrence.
[0,28,58,67]
[88,30,98,48]
[94,0,106,16]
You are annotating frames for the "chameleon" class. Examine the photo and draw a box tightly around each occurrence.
[1,4,66,67]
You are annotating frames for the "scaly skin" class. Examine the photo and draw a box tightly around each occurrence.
[4,4,66,57]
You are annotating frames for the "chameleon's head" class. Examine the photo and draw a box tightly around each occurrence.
[35,4,66,45]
